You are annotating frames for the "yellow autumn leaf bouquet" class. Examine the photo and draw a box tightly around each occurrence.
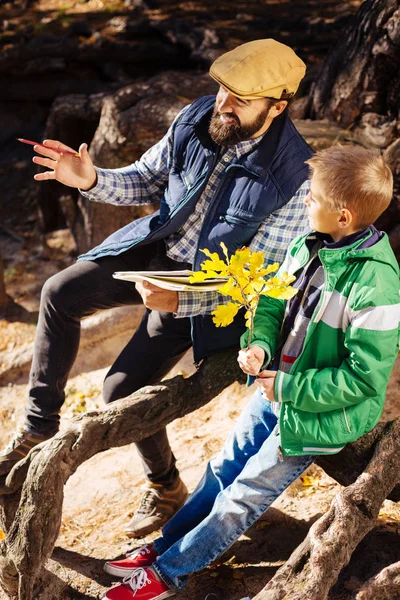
[189,243,298,348]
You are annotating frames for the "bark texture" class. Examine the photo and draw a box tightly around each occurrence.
[355,561,400,599]
[306,0,400,129]
[304,0,400,256]
[253,419,400,600]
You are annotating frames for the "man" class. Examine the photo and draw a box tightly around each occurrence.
[0,39,312,538]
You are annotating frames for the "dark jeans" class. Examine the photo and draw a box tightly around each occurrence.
[26,241,192,487]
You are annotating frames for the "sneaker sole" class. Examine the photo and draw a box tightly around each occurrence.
[102,589,175,600]
[103,562,154,577]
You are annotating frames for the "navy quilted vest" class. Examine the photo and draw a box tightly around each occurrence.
[79,96,313,362]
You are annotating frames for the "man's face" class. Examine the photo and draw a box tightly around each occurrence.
[209,86,274,146]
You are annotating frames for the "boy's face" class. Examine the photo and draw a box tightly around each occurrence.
[304,173,342,238]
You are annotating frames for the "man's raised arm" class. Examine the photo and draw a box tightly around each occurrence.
[32,105,191,207]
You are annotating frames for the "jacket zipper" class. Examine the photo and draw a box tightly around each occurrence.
[278,252,334,453]
[192,161,258,268]
[278,255,318,363]
[168,169,209,220]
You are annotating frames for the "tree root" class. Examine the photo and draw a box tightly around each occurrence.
[0,349,399,599]
[0,349,243,599]
[253,419,400,600]
[355,560,400,599]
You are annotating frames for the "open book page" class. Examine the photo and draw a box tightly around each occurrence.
[113,271,228,292]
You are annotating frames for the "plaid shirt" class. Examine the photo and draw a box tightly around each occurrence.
[82,106,311,318]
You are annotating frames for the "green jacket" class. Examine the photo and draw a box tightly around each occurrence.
[241,230,400,456]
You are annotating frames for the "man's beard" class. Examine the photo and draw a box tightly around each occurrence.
[208,103,272,146]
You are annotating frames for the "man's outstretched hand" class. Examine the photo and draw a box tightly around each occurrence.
[33,139,97,191]
[135,281,179,313]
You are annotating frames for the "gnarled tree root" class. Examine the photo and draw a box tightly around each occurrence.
[355,560,400,599]
[253,418,400,600]
[0,349,244,600]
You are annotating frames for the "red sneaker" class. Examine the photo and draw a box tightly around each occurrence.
[103,567,175,600]
[104,544,159,577]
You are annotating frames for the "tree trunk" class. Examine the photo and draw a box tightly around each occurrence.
[304,0,400,255]
[306,0,400,129]
[0,253,7,311]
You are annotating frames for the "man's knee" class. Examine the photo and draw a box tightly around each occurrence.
[40,271,69,311]
[103,371,138,405]
[40,263,95,316]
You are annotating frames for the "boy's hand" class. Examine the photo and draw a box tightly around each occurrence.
[237,346,265,376]
[33,140,97,190]
[135,281,179,313]
[257,370,277,402]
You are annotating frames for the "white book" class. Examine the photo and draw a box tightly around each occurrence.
[113,271,229,292]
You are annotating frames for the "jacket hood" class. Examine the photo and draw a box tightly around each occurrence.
[303,229,399,277]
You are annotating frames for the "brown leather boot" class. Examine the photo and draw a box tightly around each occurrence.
[0,430,53,478]
[125,478,189,538]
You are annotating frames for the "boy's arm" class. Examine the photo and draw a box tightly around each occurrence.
[275,292,400,412]
[241,294,286,366]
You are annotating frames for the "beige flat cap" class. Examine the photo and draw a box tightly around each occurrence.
[209,39,306,100]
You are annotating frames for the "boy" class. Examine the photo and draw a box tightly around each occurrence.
[101,145,399,600]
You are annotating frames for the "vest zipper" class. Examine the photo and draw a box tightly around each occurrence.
[192,155,229,268]
[168,169,209,220]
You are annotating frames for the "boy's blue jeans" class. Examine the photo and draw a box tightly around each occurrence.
[152,388,314,589]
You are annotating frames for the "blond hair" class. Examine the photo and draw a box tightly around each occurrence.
[306,145,393,227]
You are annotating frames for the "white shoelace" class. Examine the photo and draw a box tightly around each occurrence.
[123,568,151,596]
[126,544,151,558]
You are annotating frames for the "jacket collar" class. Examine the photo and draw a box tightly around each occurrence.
[314,229,396,272]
